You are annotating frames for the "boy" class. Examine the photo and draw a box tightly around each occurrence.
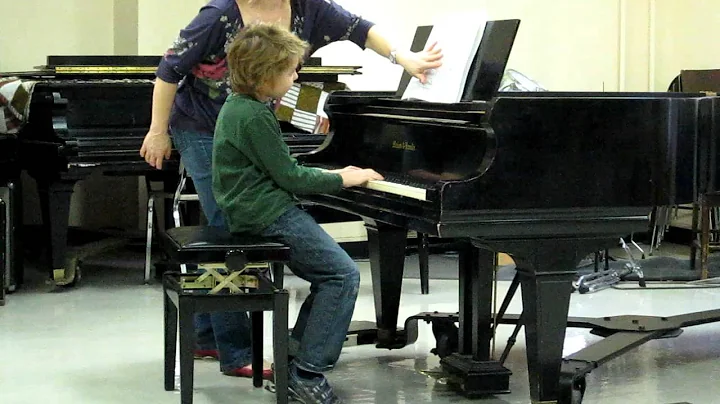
[212,23,384,404]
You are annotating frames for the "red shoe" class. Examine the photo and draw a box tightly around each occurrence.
[194,349,219,360]
[223,364,274,381]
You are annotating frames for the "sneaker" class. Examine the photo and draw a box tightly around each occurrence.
[288,365,343,404]
[223,363,274,380]
[193,349,219,360]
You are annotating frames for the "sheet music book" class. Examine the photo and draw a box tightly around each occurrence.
[402,12,489,103]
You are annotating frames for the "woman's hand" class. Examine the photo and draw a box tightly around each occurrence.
[397,42,444,84]
[140,131,172,169]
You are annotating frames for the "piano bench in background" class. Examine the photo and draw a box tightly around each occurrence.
[690,192,720,280]
[160,225,291,404]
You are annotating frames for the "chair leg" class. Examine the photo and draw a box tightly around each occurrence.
[273,290,290,404]
[251,311,264,388]
[418,233,430,295]
[179,299,196,404]
[604,248,610,271]
[145,195,155,283]
[173,173,188,273]
[164,287,178,391]
[690,202,700,270]
[701,198,710,280]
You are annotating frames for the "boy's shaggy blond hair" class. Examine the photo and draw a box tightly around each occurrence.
[226,23,309,97]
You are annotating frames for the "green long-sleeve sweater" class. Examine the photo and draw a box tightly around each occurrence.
[212,93,343,233]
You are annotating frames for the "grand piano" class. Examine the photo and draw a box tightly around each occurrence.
[297,20,720,404]
[12,59,181,286]
[3,55,350,286]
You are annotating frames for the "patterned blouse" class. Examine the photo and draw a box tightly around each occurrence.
[155,0,374,137]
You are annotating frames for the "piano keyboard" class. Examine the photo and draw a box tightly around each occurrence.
[314,166,430,201]
[362,179,428,201]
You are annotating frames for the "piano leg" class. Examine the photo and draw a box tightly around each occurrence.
[491,237,610,404]
[440,243,512,396]
[418,233,430,295]
[37,180,76,285]
[516,265,576,403]
[365,220,407,348]
[1,180,23,293]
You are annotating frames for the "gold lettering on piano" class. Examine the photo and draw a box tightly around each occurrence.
[391,141,416,151]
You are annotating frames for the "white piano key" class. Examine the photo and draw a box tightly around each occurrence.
[360,180,428,201]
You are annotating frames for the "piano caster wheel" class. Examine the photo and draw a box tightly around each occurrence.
[430,318,459,359]
[558,375,586,404]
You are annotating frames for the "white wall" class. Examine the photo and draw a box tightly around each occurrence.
[115,0,139,55]
[652,0,720,91]
[0,0,115,71]
[137,0,204,55]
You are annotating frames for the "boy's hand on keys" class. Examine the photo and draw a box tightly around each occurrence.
[340,168,384,188]
[328,165,361,174]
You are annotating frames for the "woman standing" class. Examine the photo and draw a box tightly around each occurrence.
[140,0,442,382]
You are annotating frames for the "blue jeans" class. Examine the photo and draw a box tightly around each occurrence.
[171,129,252,371]
[260,206,360,373]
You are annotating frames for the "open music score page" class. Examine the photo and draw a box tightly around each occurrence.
[402,12,489,103]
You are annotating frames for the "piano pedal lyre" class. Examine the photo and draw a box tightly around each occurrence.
[575,238,646,294]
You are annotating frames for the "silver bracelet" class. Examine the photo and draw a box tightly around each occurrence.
[388,49,399,65]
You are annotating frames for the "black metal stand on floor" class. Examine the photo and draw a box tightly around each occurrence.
[342,234,720,404]
[410,272,720,404]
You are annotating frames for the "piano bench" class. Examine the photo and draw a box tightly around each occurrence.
[160,225,291,404]
[691,193,720,280]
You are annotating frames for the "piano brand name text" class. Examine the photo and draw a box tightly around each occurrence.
[391,141,416,151]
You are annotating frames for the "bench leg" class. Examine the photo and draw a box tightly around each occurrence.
[418,233,430,295]
[163,289,177,391]
[179,299,196,404]
[273,290,290,404]
[272,262,285,288]
[251,311,264,388]
[145,195,155,283]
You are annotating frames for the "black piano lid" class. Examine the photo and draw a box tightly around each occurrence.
[460,19,521,102]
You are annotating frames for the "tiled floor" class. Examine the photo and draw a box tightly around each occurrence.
[1,249,719,404]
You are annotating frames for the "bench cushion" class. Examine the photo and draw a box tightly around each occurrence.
[161,225,290,264]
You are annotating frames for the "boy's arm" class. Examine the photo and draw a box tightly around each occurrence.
[246,113,343,195]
